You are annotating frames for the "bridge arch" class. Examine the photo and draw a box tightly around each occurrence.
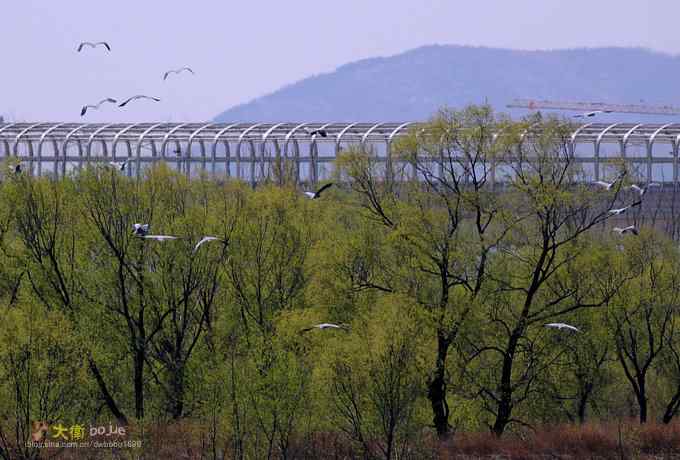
[1,121,680,185]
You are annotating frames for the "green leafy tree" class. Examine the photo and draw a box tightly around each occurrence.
[608,231,679,423]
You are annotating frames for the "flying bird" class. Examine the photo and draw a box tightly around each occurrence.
[81,98,117,116]
[613,226,639,236]
[163,67,195,80]
[119,95,161,107]
[593,175,625,190]
[303,127,328,138]
[132,223,150,237]
[300,323,349,333]
[192,236,225,253]
[574,110,612,118]
[303,183,333,199]
[108,159,130,171]
[609,205,634,216]
[9,163,22,175]
[626,183,661,197]
[77,41,111,52]
[544,323,580,332]
[141,235,180,241]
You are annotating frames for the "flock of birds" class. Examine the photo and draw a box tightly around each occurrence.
[543,172,660,333]
[128,182,338,334]
[10,39,331,174]
[596,172,660,236]
[75,39,338,140]
[76,40,192,117]
[7,161,658,336]
[20,48,657,334]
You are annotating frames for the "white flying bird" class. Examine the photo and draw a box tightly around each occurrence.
[119,95,161,107]
[544,323,580,332]
[108,159,130,171]
[303,183,333,199]
[626,183,661,197]
[574,110,612,118]
[192,236,226,253]
[593,175,625,190]
[163,67,195,80]
[300,323,349,333]
[141,235,180,241]
[613,226,639,236]
[81,98,117,117]
[77,41,111,52]
[132,223,150,236]
[609,205,634,216]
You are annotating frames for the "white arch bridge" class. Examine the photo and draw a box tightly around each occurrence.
[1,121,680,184]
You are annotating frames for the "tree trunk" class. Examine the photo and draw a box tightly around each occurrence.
[134,347,145,420]
[168,361,185,419]
[88,356,128,426]
[427,333,450,437]
[492,333,520,437]
[577,382,593,425]
[637,379,647,424]
[385,426,394,460]
[662,387,680,424]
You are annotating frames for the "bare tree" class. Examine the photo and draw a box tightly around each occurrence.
[458,115,630,436]
[332,333,422,460]
[0,305,87,460]
[226,188,310,336]
[337,106,516,437]
[223,188,313,459]
[608,235,679,424]
[658,314,680,424]
[540,309,614,424]
[6,175,128,425]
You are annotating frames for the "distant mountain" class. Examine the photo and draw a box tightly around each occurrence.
[214,45,680,123]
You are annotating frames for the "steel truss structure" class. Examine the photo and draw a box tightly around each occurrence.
[1,122,680,184]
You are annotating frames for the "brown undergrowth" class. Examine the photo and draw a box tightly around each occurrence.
[4,419,680,459]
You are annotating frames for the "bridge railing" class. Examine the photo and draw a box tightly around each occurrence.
[0,122,679,184]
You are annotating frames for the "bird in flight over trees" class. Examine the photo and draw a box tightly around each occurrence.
[593,173,626,190]
[108,159,130,171]
[132,223,150,237]
[626,183,661,197]
[303,183,333,199]
[609,205,636,216]
[192,236,226,253]
[140,235,180,241]
[613,226,639,236]
[299,323,349,333]
[544,323,580,332]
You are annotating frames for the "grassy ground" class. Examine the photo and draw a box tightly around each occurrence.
[10,419,680,459]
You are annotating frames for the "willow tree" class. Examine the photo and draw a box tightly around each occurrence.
[223,186,314,458]
[608,231,680,424]
[336,105,516,437]
[462,116,630,436]
[77,165,235,421]
[134,174,236,419]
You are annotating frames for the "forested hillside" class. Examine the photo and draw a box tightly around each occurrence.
[215,45,680,123]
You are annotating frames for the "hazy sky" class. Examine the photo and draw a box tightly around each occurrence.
[3,0,679,122]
